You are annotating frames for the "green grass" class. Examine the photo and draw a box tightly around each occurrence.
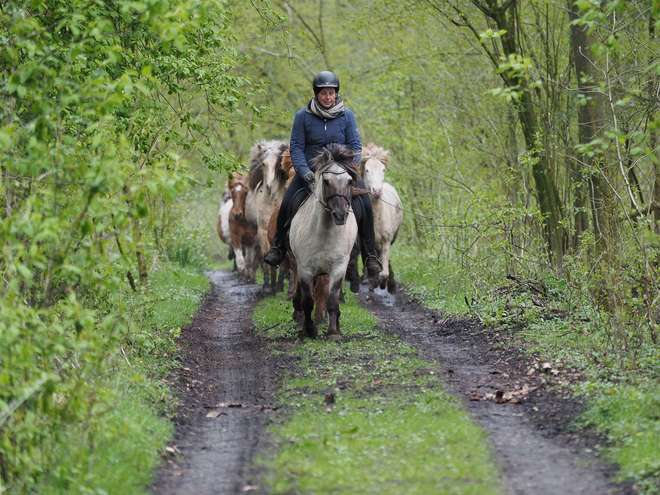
[253,287,503,495]
[390,248,472,315]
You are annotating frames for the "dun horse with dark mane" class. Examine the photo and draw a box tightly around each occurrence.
[288,144,361,341]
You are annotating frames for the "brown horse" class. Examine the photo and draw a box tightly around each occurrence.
[227,172,259,283]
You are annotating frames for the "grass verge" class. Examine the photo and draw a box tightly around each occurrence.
[252,287,503,495]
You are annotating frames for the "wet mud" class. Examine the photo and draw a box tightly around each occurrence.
[150,270,275,494]
[152,270,632,495]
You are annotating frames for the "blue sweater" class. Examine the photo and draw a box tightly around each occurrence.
[289,106,362,178]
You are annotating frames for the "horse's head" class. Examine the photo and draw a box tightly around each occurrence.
[227,172,249,220]
[248,140,289,195]
[312,144,359,226]
[360,143,390,199]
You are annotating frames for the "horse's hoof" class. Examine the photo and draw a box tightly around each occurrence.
[387,281,397,294]
[327,333,342,343]
[379,280,387,290]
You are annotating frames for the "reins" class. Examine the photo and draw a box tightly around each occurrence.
[308,167,354,214]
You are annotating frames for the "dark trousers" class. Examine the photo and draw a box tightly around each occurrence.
[273,174,377,256]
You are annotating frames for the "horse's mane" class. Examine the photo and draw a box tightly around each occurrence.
[248,139,290,191]
[281,149,296,187]
[311,143,366,195]
[228,171,248,189]
[359,142,390,176]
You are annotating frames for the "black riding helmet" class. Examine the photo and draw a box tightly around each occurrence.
[312,71,340,94]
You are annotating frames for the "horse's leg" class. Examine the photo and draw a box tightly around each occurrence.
[326,277,343,342]
[299,277,317,339]
[233,244,246,281]
[367,276,376,302]
[387,261,397,294]
[269,265,278,292]
[245,244,258,284]
[261,261,274,294]
[275,265,286,293]
[313,275,328,324]
[378,244,392,290]
[291,276,302,323]
[345,256,360,293]
[286,262,296,301]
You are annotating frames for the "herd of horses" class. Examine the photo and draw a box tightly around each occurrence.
[216,140,403,341]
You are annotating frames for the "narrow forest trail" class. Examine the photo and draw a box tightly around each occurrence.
[151,269,629,495]
[150,270,275,494]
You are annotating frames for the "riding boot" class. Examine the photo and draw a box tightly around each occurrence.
[263,245,283,266]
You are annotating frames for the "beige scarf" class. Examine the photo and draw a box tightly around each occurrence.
[306,95,345,119]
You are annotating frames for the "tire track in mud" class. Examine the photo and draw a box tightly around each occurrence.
[151,270,274,495]
[363,287,630,495]
[152,269,629,495]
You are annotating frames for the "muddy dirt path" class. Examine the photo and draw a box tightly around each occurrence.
[150,270,275,495]
[152,269,629,494]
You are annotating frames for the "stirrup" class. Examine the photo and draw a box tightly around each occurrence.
[365,254,382,276]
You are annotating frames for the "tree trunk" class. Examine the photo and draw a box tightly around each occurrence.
[568,0,611,254]
[489,0,567,264]
[133,218,149,289]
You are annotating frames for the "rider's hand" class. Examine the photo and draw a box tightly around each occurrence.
[303,171,315,186]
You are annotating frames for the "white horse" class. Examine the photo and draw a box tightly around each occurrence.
[216,189,234,265]
[360,143,403,296]
[289,144,360,341]
[247,140,290,293]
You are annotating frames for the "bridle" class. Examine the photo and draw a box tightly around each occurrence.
[308,168,353,214]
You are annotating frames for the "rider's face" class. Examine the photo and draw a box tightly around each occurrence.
[317,88,337,108]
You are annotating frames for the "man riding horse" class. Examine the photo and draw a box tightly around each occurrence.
[263,70,382,278]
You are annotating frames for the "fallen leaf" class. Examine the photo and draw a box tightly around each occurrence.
[470,391,481,401]
[374,380,382,385]
[165,446,176,454]
[242,485,258,492]
[206,411,227,418]
[324,393,335,404]
[494,390,505,403]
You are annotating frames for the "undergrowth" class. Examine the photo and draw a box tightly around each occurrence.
[1,265,209,494]
[252,288,503,495]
